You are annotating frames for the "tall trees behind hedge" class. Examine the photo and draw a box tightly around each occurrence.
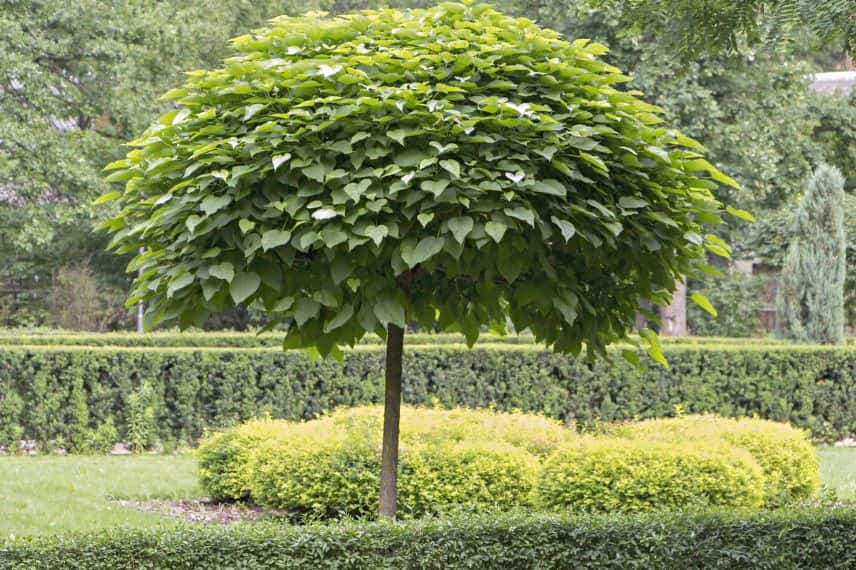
[777,165,847,344]
[1,0,851,330]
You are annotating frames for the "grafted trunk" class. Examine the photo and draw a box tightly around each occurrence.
[379,323,404,519]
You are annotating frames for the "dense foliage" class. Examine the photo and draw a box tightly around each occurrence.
[614,416,821,506]
[0,330,802,347]
[589,0,855,57]
[687,273,767,337]
[777,165,847,344]
[0,343,852,452]
[3,509,855,569]
[99,2,743,359]
[199,408,815,516]
[537,438,765,512]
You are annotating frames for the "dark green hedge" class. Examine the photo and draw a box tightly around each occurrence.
[0,331,804,348]
[0,344,853,449]
[2,508,855,569]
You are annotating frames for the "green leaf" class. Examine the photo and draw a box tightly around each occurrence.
[619,196,648,209]
[420,179,450,197]
[373,294,406,328]
[239,219,256,234]
[294,298,321,326]
[417,212,434,227]
[261,229,292,251]
[364,225,389,247]
[93,191,121,205]
[302,163,327,183]
[402,236,445,268]
[167,273,194,297]
[551,217,576,242]
[230,272,261,303]
[726,206,755,222]
[323,303,354,333]
[641,329,669,368]
[439,159,461,178]
[485,221,508,243]
[505,206,536,226]
[621,349,640,368]
[447,216,474,243]
[272,154,291,171]
[690,292,718,317]
[208,262,235,282]
[200,195,231,215]
[530,179,566,197]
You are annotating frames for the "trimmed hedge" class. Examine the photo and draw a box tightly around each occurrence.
[0,344,853,450]
[2,509,855,569]
[0,330,810,347]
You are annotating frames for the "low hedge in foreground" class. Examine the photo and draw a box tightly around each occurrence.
[0,343,853,451]
[2,509,855,569]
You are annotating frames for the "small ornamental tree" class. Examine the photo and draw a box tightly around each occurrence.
[98,2,745,518]
[777,164,846,344]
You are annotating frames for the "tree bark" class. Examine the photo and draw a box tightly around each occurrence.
[660,279,688,336]
[379,323,404,519]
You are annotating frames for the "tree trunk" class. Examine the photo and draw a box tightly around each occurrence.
[660,279,688,336]
[379,323,404,519]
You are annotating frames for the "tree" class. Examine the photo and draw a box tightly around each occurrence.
[777,164,847,343]
[0,0,326,326]
[588,0,855,57]
[99,2,742,518]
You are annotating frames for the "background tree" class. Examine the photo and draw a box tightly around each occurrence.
[100,3,743,517]
[587,0,855,57]
[0,0,325,326]
[777,164,847,343]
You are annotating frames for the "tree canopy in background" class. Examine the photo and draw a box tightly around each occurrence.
[1,0,852,330]
[589,0,855,57]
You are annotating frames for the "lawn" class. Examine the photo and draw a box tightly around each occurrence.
[0,455,199,537]
[818,446,856,500]
[1,448,853,537]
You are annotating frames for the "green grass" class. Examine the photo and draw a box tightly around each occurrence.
[818,447,856,500]
[1,448,854,537]
[0,455,199,537]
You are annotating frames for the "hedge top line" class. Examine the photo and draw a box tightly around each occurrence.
[3,505,855,547]
[0,341,852,356]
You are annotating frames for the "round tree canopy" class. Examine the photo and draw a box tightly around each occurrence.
[99,2,745,359]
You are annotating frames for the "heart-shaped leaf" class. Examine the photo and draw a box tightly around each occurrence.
[261,229,292,251]
[447,216,474,243]
[230,272,261,303]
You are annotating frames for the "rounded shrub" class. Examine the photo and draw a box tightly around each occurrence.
[247,429,538,518]
[397,441,539,516]
[328,405,573,457]
[536,437,765,513]
[200,406,552,518]
[614,415,820,505]
[196,418,293,501]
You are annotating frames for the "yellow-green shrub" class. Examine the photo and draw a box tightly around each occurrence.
[327,406,573,457]
[536,438,765,513]
[247,431,538,518]
[614,415,820,505]
[397,441,539,517]
[196,418,294,501]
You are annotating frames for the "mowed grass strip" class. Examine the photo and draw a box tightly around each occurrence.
[0,455,199,536]
[0,448,853,536]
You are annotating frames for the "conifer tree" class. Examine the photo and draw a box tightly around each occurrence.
[777,164,846,343]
